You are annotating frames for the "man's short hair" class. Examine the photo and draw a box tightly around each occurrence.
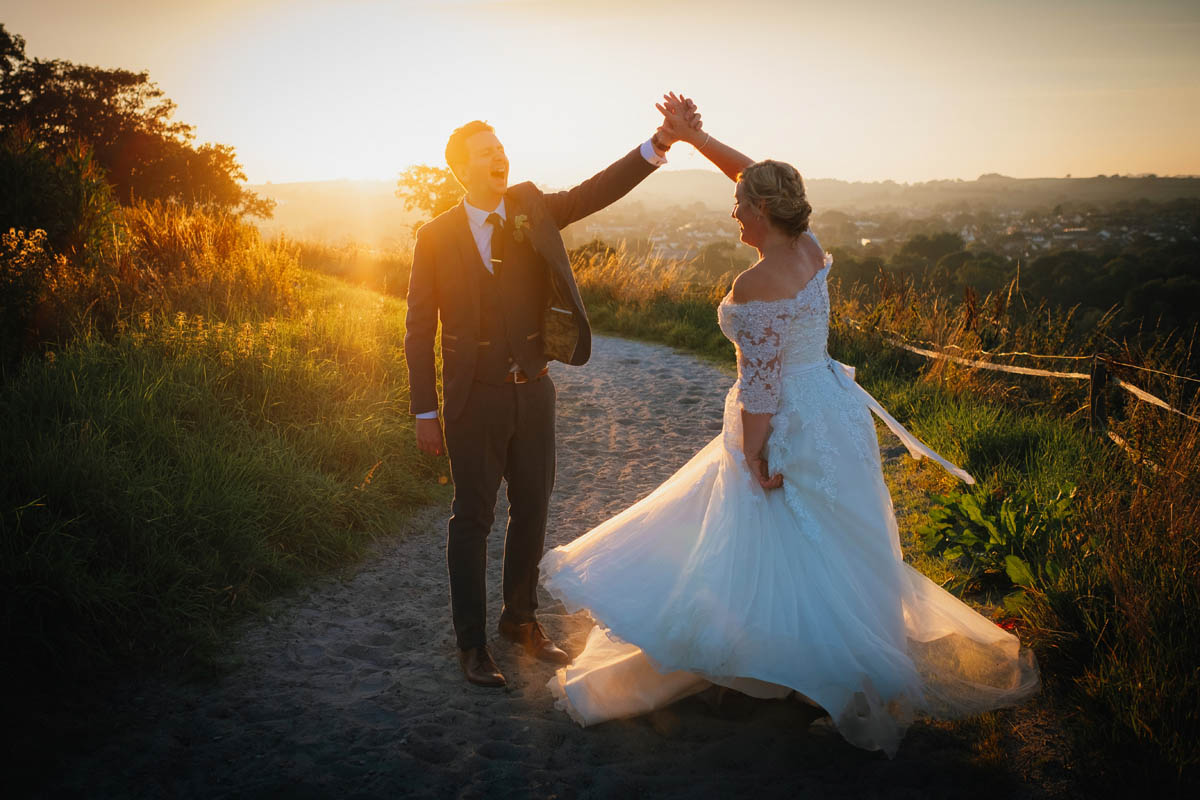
[445,120,495,175]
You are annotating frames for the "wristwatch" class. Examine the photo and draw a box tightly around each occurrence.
[651,132,672,153]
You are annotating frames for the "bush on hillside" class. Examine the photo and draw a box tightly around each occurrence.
[1,126,300,360]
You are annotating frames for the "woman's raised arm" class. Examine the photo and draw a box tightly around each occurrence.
[656,92,755,182]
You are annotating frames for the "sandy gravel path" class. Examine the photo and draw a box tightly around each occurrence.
[39,334,1063,799]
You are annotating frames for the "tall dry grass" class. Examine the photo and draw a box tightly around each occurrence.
[2,201,304,361]
[573,242,736,359]
[117,201,302,318]
[294,239,413,298]
[839,277,1200,788]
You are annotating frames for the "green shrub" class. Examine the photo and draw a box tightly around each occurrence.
[917,487,1082,597]
[0,130,119,358]
[0,126,116,265]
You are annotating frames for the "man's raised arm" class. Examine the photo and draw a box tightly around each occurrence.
[540,128,676,230]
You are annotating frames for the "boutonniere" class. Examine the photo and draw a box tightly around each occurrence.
[512,214,530,243]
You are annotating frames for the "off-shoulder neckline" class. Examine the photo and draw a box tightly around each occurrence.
[719,258,831,310]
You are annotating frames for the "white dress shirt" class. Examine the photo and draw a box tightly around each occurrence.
[415,139,667,420]
[462,197,507,275]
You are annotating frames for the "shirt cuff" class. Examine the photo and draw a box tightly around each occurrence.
[640,138,668,167]
[414,411,439,420]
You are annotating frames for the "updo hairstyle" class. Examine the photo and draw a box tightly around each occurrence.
[737,160,813,237]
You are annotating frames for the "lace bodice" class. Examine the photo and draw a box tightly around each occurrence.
[717,245,833,414]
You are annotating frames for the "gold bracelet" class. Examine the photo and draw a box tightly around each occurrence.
[697,131,712,151]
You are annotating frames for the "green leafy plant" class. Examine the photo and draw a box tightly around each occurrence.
[917,486,1080,595]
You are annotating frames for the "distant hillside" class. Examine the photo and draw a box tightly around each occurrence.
[248,172,1200,244]
[621,170,1200,214]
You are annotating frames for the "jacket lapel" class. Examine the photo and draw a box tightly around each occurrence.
[516,193,555,262]
[517,189,587,315]
[501,191,529,257]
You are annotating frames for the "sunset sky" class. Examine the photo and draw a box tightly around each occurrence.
[4,0,1198,186]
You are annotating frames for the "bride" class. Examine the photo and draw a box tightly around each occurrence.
[537,94,1041,758]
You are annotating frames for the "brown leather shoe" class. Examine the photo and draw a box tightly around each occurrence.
[498,619,571,664]
[458,645,506,688]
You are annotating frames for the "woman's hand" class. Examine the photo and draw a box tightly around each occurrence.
[656,92,704,146]
[656,92,752,181]
[745,454,784,490]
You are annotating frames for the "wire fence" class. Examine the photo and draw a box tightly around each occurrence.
[843,318,1199,466]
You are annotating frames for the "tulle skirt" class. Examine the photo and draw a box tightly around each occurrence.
[539,358,1040,758]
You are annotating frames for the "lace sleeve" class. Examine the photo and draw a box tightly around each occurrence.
[725,303,795,414]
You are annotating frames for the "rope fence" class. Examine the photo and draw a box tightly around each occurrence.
[1113,378,1200,424]
[1108,359,1200,385]
[842,318,1199,463]
[888,341,1091,380]
[879,334,1094,362]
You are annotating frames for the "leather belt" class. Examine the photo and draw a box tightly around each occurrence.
[505,366,549,384]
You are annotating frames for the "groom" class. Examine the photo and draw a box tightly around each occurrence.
[405,116,681,687]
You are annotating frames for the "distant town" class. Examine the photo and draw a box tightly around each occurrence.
[248,171,1200,266]
[566,196,1200,264]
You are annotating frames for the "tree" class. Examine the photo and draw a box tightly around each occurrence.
[953,252,1012,295]
[0,25,271,218]
[692,239,752,279]
[395,164,463,221]
[0,24,25,76]
[889,232,965,283]
[829,248,884,287]
[813,209,859,247]
[1026,250,1100,307]
[899,231,964,263]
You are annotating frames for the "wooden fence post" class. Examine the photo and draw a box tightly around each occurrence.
[1090,353,1110,433]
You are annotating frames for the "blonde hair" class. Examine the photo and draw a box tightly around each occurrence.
[737,160,813,237]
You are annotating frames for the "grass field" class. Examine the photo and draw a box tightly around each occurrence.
[2,210,446,684]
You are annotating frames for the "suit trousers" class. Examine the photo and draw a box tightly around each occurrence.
[443,375,556,650]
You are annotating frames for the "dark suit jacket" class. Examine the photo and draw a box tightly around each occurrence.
[404,146,658,421]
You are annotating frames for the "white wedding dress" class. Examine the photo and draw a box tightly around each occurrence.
[539,233,1040,758]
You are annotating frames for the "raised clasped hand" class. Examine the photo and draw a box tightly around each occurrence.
[655,91,703,146]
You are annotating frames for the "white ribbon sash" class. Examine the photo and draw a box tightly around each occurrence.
[826,357,976,485]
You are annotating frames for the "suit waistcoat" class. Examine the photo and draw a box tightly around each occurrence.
[474,268,519,384]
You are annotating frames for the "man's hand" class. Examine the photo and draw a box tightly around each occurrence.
[416,416,446,457]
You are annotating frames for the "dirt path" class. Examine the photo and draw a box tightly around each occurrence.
[39,334,1071,799]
